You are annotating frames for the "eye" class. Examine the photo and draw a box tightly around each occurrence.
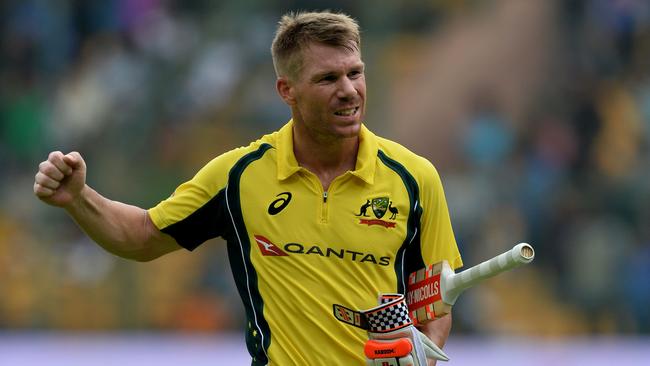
[320,75,337,83]
[349,70,363,79]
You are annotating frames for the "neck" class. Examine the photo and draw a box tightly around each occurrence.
[292,122,359,191]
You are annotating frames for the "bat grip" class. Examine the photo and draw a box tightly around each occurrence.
[442,243,534,305]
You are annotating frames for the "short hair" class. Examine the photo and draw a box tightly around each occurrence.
[271,11,361,80]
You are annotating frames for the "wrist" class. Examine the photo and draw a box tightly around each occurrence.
[64,184,91,213]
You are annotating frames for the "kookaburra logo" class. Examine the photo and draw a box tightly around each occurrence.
[356,197,398,228]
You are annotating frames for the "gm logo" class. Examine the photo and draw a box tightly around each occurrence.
[268,192,292,215]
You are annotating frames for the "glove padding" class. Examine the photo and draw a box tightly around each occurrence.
[333,293,449,366]
[366,325,448,365]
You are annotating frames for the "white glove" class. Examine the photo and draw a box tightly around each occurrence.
[365,325,448,366]
[334,293,449,366]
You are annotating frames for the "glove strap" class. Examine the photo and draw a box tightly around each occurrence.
[333,293,412,333]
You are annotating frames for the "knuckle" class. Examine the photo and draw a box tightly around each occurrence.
[34,184,47,196]
[69,151,82,162]
[40,163,54,175]
[41,165,63,180]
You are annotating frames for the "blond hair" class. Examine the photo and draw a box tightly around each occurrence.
[271,11,361,79]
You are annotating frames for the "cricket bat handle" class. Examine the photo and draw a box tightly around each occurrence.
[441,243,535,306]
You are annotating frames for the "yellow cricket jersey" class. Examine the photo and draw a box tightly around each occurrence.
[148,120,463,365]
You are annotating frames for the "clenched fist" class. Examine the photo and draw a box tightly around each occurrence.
[34,151,87,208]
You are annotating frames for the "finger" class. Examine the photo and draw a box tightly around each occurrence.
[48,151,73,175]
[35,171,61,190]
[38,161,66,181]
[63,151,83,170]
[34,182,55,197]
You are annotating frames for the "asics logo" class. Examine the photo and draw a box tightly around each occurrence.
[268,192,292,215]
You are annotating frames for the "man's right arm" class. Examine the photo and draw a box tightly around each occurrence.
[34,151,181,261]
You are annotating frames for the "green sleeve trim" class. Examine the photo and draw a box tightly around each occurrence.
[377,150,425,295]
[223,143,274,365]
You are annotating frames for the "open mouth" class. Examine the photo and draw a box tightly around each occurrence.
[334,107,359,116]
[334,107,359,117]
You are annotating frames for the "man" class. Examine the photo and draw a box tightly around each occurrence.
[34,11,462,365]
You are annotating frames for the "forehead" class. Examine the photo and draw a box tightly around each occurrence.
[299,42,363,76]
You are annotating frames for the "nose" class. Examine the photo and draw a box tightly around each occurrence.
[336,76,357,100]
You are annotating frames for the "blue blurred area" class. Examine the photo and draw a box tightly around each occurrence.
[1,0,649,341]
[1,333,649,365]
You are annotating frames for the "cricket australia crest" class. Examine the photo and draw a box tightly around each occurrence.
[371,197,389,219]
[356,197,398,228]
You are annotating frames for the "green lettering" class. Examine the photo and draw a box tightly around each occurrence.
[284,243,304,253]
[360,254,377,264]
[326,248,345,259]
[347,250,363,261]
[306,246,324,256]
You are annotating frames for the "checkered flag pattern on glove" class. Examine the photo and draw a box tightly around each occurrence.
[333,293,449,365]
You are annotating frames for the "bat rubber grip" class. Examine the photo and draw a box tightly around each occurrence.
[442,243,534,305]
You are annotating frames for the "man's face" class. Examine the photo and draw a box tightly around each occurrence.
[281,42,366,141]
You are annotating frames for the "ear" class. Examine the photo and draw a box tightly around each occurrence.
[276,76,296,105]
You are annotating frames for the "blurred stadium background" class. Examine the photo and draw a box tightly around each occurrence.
[1,0,649,364]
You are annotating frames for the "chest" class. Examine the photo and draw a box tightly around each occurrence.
[237,167,413,261]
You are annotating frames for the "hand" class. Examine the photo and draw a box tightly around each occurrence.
[34,151,87,207]
[365,326,448,366]
[333,294,449,366]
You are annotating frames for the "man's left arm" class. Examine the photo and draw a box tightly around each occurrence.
[415,160,460,365]
[418,313,452,366]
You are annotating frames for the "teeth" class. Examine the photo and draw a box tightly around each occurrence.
[335,107,357,116]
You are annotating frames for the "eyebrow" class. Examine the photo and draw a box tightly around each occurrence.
[310,62,365,82]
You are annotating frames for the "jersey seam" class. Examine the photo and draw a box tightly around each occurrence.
[377,149,424,295]
[225,143,274,365]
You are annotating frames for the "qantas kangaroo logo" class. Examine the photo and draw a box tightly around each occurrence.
[253,235,391,266]
[254,235,288,256]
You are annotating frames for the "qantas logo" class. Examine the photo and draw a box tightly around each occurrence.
[253,235,391,266]
[254,235,289,256]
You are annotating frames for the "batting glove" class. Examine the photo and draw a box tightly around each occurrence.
[334,293,449,366]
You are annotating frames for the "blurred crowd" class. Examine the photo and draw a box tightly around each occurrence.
[1,0,649,335]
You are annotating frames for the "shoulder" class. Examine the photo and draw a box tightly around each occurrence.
[192,132,278,188]
[375,135,441,184]
[205,132,277,170]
